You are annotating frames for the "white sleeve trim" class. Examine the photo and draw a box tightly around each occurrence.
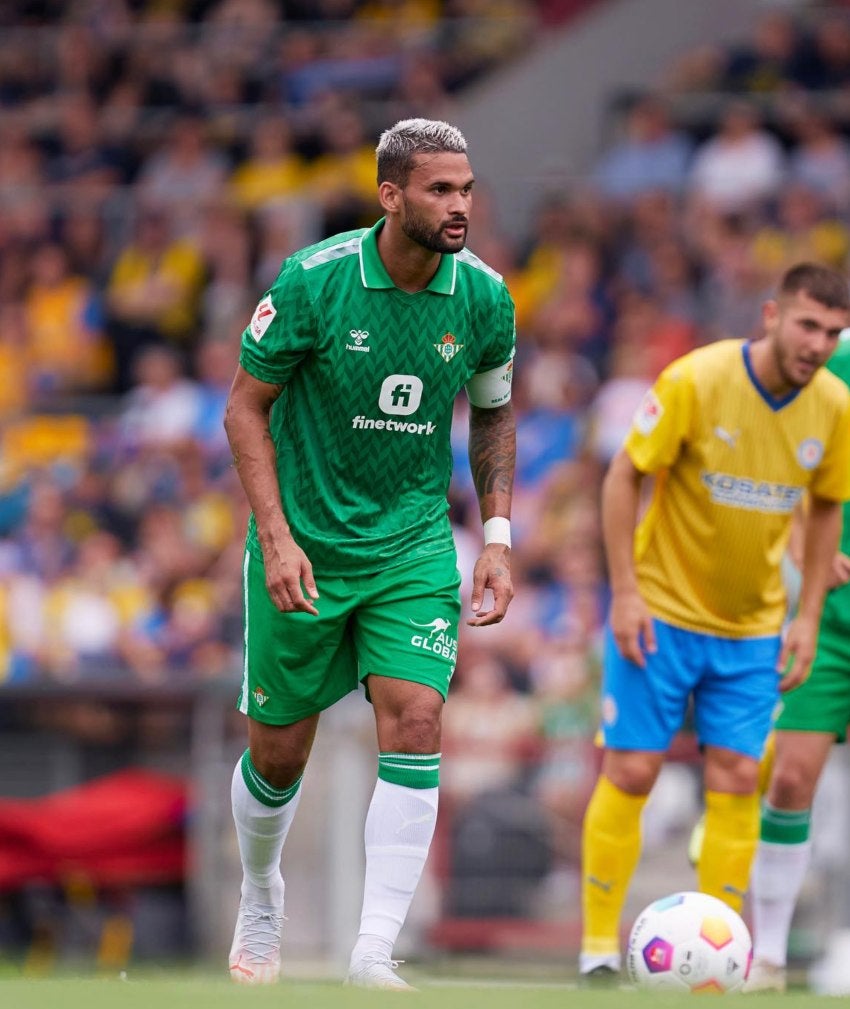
[466,358,514,408]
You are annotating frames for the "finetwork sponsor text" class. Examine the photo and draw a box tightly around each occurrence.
[352,415,436,435]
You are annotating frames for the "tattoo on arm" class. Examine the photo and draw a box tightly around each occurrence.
[468,403,516,504]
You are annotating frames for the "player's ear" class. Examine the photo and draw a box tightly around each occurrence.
[762,298,778,330]
[378,180,401,214]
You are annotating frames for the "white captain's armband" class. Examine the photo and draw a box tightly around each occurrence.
[466,357,513,407]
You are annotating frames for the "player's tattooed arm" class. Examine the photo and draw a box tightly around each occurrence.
[467,402,515,625]
[468,402,515,520]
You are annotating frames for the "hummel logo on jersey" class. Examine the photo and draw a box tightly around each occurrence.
[434,332,464,363]
[714,425,740,448]
[409,617,452,637]
[346,329,370,353]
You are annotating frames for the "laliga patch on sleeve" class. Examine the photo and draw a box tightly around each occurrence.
[249,296,277,342]
[634,389,663,435]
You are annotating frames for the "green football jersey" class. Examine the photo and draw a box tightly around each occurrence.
[239,218,516,575]
[827,335,850,558]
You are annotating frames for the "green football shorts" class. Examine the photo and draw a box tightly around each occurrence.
[776,594,850,742]
[238,546,462,725]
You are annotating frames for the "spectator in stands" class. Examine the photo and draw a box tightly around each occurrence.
[23,241,112,397]
[135,109,229,238]
[792,11,850,90]
[251,199,322,292]
[591,94,693,204]
[46,91,124,202]
[197,200,254,345]
[303,100,381,234]
[104,203,206,391]
[785,103,850,213]
[119,344,201,451]
[192,338,239,466]
[688,98,785,214]
[0,303,31,418]
[228,114,306,212]
[718,8,802,93]
[752,182,850,275]
[40,529,149,681]
[441,649,539,807]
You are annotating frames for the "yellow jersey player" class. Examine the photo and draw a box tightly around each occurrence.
[580,262,850,984]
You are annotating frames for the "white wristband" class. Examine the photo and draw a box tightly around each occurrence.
[483,516,511,547]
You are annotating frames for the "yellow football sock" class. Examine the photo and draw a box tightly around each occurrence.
[697,789,759,914]
[581,775,648,956]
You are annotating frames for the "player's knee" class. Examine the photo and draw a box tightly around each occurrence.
[603,753,658,795]
[386,705,442,754]
[250,739,310,790]
[768,761,816,808]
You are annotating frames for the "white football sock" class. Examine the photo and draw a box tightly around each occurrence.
[751,839,812,967]
[351,779,438,964]
[231,758,302,905]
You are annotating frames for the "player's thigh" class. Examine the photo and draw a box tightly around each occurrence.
[354,551,462,701]
[693,634,781,759]
[776,630,850,741]
[600,619,701,751]
[240,549,359,724]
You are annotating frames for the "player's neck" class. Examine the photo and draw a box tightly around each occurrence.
[747,339,794,399]
[377,223,441,293]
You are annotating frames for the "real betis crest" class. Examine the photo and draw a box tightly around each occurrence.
[434,332,464,363]
[253,687,269,707]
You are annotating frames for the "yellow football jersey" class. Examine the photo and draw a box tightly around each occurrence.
[625,339,850,637]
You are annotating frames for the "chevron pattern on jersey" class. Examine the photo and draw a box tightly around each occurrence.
[243,223,515,575]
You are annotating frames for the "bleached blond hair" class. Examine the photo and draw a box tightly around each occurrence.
[376,118,468,186]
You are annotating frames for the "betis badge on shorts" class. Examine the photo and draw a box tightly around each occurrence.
[253,686,269,707]
[434,332,464,362]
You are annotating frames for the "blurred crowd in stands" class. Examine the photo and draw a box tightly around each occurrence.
[3,0,850,879]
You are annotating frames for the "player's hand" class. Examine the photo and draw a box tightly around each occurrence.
[777,614,818,691]
[828,551,850,590]
[262,532,319,615]
[467,544,513,626]
[609,588,656,668]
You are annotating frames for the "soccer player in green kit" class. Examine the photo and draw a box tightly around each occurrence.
[746,332,850,993]
[223,119,516,989]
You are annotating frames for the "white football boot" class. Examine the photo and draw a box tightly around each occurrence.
[228,896,284,984]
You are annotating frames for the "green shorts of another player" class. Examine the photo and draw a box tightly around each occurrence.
[775,614,850,741]
[238,547,462,725]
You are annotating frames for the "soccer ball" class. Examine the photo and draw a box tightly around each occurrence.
[627,891,752,993]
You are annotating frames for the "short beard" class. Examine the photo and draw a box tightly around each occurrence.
[774,340,809,390]
[401,196,466,254]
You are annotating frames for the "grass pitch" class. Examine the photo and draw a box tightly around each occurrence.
[0,973,818,1009]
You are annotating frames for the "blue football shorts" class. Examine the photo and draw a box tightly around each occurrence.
[600,618,781,758]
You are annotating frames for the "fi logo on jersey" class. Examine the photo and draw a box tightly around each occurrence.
[379,374,423,415]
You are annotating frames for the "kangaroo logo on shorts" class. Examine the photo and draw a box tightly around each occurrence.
[409,617,457,662]
[253,686,269,707]
[409,617,452,637]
